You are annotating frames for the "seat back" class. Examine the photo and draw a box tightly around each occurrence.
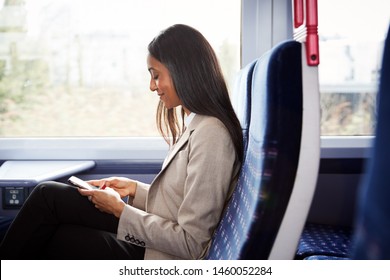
[206,40,320,259]
[231,60,257,152]
[351,25,390,259]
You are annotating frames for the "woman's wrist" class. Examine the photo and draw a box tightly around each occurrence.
[128,180,138,197]
[114,200,126,218]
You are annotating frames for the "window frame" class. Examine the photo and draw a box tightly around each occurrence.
[0,0,373,161]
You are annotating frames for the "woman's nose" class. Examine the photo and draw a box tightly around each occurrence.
[150,80,157,92]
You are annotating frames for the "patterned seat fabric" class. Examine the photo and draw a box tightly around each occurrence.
[206,41,303,259]
[296,223,352,259]
[351,24,390,260]
[304,255,350,260]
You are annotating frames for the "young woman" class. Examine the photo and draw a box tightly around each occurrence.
[0,24,243,260]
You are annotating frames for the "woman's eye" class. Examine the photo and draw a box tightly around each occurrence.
[153,75,159,80]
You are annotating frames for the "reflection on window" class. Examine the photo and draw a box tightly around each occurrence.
[318,0,390,136]
[0,0,240,137]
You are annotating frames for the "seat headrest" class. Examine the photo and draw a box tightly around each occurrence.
[250,40,302,142]
[232,60,257,130]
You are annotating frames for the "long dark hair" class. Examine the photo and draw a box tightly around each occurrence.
[148,24,243,163]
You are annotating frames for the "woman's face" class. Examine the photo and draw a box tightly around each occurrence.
[147,55,183,111]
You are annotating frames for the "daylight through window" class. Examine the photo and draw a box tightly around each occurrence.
[0,0,240,137]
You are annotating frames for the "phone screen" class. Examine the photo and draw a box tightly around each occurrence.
[68,176,97,190]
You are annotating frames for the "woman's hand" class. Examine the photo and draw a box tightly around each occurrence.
[87,177,137,198]
[78,187,126,218]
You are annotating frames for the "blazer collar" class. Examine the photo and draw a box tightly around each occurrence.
[160,114,204,171]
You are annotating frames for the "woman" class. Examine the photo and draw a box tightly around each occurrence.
[0,24,243,260]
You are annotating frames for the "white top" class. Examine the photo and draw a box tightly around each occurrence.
[184,112,196,127]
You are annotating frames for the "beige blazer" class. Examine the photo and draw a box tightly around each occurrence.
[117,114,240,259]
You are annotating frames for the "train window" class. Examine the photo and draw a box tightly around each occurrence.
[0,0,240,137]
[318,0,390,136]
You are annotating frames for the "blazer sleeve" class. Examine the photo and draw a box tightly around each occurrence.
[117,118,238,259]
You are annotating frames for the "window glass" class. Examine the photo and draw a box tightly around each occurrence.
[0,0,240,137]
[318,0,390,136]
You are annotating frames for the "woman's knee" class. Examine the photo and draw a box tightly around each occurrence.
[29,181,76,203]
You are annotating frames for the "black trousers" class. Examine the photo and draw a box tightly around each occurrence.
[0,181,145,260]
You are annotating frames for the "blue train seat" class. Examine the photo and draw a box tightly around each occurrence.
[296,222,352,259]
[206,40,320,259]
[351,24,390,259]
[231,59,257,152]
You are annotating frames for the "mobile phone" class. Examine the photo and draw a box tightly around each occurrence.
[68,176,98,190]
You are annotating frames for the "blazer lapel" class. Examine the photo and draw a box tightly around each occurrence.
[159,114,203,173]
[161,129,190,170]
